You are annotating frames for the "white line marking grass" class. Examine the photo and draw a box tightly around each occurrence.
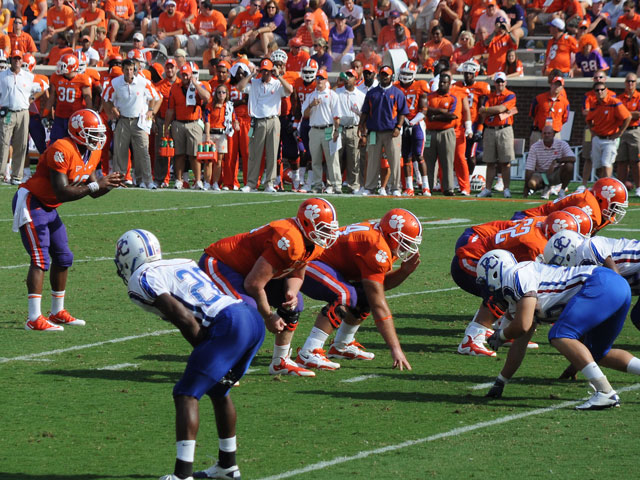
[341,374,380,383]
[256,383,640,480]
[468,382,495,390]
[97,363,139,371]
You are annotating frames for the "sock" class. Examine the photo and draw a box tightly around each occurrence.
[627,357,640,375]
[581,362,612,393]
[413,162,420,184]
[306,170,314,186]
[174,440,196,479]
[464,320,487,336]
[302,327,329,352]
[299,167,306,182]
[28,294,42,321]
[273,343,290,361]
[422,175,429,189]
[51,290,65,315]
[405,176,413,190]
[333,322,359,348]
[497,373,509,384]
[219,436,237,468]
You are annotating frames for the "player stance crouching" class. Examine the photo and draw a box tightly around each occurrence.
[115,230,265,480]
[13,109,123,331]
[477,249,631,410]
[296,209,422,371]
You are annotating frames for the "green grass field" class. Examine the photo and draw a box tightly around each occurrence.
[1,185,639,480]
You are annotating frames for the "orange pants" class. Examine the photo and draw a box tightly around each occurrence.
[226,115,250,188]
[454,128,470,194]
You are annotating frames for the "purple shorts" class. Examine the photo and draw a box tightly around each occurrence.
[450,228,482,297]
[301,261,364,309]
[401,123,425,163]
[12,191,74,271]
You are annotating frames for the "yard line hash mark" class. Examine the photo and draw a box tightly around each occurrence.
[341,374,380,383]
[97,363,140,371]
[255,384,640,480]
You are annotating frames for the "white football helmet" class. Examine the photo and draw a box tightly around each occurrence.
[457,60,480,74]
[22,52,36,72]
[74,49,88,73]
[0,50,9,71]
[543,230,585,266]
[398,60,417,84]
[271,49,288,65]
[470,174,486,192]
[188,61,199,80]
[114,229,162,285]
[301,58,318,83]
[476,249,517,294]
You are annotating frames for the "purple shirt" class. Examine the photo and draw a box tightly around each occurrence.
[329,25,354,55]
[362,85,409,131]
[260,12,287,42]
[575,50,608,77]
[312,51,333,71]
[286,0,308,27]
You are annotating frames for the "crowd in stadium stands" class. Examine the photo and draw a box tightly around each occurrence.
[1,0,640,197]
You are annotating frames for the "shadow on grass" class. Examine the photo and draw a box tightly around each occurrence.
[135,354,189,362]
[39,369,181,384]
[0,475,149,480]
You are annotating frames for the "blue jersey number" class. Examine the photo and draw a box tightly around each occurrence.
[176,268,221,304]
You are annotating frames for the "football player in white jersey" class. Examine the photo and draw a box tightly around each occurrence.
[476,249,633,410]
[114,229,265,480]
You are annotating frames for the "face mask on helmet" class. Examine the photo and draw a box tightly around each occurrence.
[271,49,288,65]
[543,230,585,266]
[380,209,423,262]
[301,67,317,82]
[398,61,416,83]
[114,229,162,285]
[475,249,517,296]
[295,198,339,249]
[470,174,486,192]
[592,177,629,224]
[68,109,108,151]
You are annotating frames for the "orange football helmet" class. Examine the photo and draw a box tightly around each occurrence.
[592,177,628,224]
[379,208,423,261]
[74,49,88,73]
[563,206,593,237]
[68,109,107,151]
[295,198,339,249]
[57,53,79,75]
[541,211,580,239]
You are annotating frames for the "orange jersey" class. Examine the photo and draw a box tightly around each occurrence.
[204,218,324,279]
[457,216,549,274]
[229,84,249,118]
[484,88,517,127]
[293,78,316,119]
[377,24,411,49]
[104,0,135,19]
[519,191,603,231]
[47,46,74,66]
[168,81,208,121]
[280,70,299,115]
[50,73,92,119]
[449,84,468,130]
[23,137,102,209]
[9,32,37,53]
[175,0,198,19]
[286,50,310,74]
[206,102,228,129]
[158,11,184,33]
[544,33,579,74]
[85,68,101,89]
[93,37,113,60]
[394,79,429,120]
[425,91,458,130]
[47,5,74,29]
[30,73,49,116]
[154,77,176,118]
[422,38,454,60]
[193,11,227,35]
[617,13,640,40]
[81,8,107,30]
[617,90,640,128]
[471,219,517,239]
[232,9,262,35]
[486,33,517,75]
[530,91,570,132]
[317,221,396,284]
[454,80,490,122]
[586,96,631,137]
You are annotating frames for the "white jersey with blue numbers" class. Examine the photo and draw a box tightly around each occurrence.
[128,258,241,326]
[502,261,598,323]
[575,236,640,294]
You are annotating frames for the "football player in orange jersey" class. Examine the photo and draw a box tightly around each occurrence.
[43,53,93,144]
[394,61,431,197]
[292,59,319,191]
[452,211,581,356]
[12,109,124,331]
[296,208,422,371]
[23,53,49,155]
[200,198,339,377]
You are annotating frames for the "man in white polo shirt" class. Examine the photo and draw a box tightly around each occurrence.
[103,58,162,189]
[523,125,575,199]
[0,50,42,184]
[238,58,293,193]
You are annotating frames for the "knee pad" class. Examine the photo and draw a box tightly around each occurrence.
[349,305,370,322]
[53,250,74,269]
[321,300,347,328]
[276,306,299,331]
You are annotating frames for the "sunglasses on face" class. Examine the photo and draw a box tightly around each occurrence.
[594,88,606,92]
[495,79,505,84]
[627,79,637,82]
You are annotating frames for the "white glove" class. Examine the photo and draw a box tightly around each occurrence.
[409,112,424,126]
[465,121,473,138]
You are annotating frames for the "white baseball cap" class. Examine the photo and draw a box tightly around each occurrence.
[549,18,565,30]
[493,72,507,82]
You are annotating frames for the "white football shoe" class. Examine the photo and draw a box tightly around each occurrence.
[457,331,496,357]
[295,348,340,370]
[160,475,193,480]
[575,389,620,411]
[493,176,504,191]
[194,463,241,479]
[327,340,375,360]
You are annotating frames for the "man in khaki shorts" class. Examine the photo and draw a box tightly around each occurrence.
[616,72,640,197]
[477,72,516,198]
[164,63,211,189]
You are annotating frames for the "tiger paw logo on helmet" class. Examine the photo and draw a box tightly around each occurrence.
[551,218,569,233]
[375,249,388,263]
[388,214,405,231]
[70,113,85,131]
[601,185,617,200]
[582,205,593,217]
[304,204,321,221]
[277,236,290,250]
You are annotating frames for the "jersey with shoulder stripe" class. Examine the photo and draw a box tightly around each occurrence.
[576,236,640,294]
[518,191,603,232]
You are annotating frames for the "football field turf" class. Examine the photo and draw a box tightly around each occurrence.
[1,186,640,480]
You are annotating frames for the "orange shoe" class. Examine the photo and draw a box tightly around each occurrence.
[49,309,86,326]
[25,315,64,331]
[269,356,315,376]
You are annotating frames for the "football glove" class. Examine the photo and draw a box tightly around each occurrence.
[472,130,483,143]
[487,329,505,351]
[486,377,506,398]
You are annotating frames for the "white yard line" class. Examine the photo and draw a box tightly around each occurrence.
[340,374,380,383]
[468,382,495,390]
[255,383,640,480]
[97,363,139,371]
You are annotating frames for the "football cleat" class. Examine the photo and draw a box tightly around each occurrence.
[575,390,620,411]
[402,189,415,197]
[295,348,340,370]
[193,462,241,479]
[49,309,86,326]
[269,356,315,377]
[421,186,432,197]
[25,315,64,331]
[160,475,194,480]
[327,340,375,360]
[457,333,497,357]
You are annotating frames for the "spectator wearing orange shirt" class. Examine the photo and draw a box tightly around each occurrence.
[76,0,107,43]
[286,36,310,72]
[480,17,517,75]
[543,18,579,76]
[586,81,631,178]
[40,0,74,53]
[156,0,186,54]
[529,75,570,145]
[616,72,640,195]
[9,18,36,54]
[422,25,454,62]
[292,12,325,49]
[152,58,178,187]
[92,26,114,62]
[202,34,225,66]
[45,32,73,66]
[187,1,227,56]
[105,0,136,42]
[0,31,10,56]
[477,72,516,198]
[228,0,263,54]
[354,37,382,71]
[204,84,236,191]
[377,11,410,50]
[499,49,523,77]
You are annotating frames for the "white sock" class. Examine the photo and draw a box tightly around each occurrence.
[464,320,487,336]
[51,290,65,315]
[299,167,306,182]
[273,343,290,361]
[413,162,420,184]
[219,436,237,452]
[334,322,359,348]
[627,357,640,375]
[581,362,612,393]
[302,327,329,352]
[422,175,429,188]
[306,170,314,185]
[405,176,413,190]
[176,440,196,462]
[28,294,42,321]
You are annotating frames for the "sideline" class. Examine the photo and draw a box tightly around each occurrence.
[255,383,640,480]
